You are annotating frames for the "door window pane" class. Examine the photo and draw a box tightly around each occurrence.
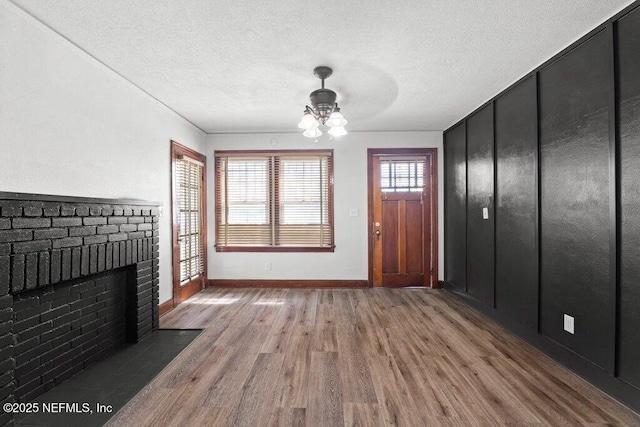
[380,158,425,192]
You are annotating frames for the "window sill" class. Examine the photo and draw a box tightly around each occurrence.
[215,246,335,253]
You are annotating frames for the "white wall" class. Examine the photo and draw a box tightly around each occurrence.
[207,131,444,282]
[0,3,207,304]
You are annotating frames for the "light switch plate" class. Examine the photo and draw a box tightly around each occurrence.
[349,208,359,217]
[482,207,489,220]
[564,314,575,334]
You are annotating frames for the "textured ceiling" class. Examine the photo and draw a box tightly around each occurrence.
[10,0,635,133]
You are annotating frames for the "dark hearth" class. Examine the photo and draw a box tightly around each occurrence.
[0,192,161,426]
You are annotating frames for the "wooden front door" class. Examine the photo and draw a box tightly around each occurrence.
[171,141,208,306]
[369,149,437,287]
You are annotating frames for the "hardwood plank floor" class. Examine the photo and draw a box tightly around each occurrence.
[107,288,640,426]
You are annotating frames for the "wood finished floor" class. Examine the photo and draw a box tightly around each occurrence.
[107,288,640,426]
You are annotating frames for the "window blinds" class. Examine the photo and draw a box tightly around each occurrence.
[176,155,205,282]
[215,151,333,249]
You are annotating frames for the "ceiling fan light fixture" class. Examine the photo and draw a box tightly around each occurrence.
[328,126,347,137]
[298,66,347,139]
[326,108,347,128]
[303,127,322,138]
[298,112,319,130]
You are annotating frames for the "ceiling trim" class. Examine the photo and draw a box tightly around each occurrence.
[206,129,443,135]
[3,0,206,134]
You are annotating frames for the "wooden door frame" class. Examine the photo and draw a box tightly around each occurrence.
[170,140,208,309]
[367,148,438,287]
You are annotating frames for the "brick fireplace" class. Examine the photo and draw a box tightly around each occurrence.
[0,192,160,425]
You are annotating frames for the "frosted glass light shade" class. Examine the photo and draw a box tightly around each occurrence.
[298,113,319,130]
[328,126,347,137]
[303,127,322,138]
[326,111,347,128]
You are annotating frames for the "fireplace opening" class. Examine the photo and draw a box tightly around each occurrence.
[13,267,134,402]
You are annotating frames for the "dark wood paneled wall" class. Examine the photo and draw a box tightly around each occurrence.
[466,105,495,306]
[443,1,640,413]
[539,30,613,371]
[494,76,538,329]
[618,6,640,388]
[444,123,467,292]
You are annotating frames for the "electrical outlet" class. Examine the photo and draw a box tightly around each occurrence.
[265,262,272,271]
[482,207,489,220]
[564,314,575,334]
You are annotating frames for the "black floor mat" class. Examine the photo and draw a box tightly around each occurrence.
[15,329,202,427]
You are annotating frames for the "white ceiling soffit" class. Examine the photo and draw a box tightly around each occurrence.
[10,0,636,133]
